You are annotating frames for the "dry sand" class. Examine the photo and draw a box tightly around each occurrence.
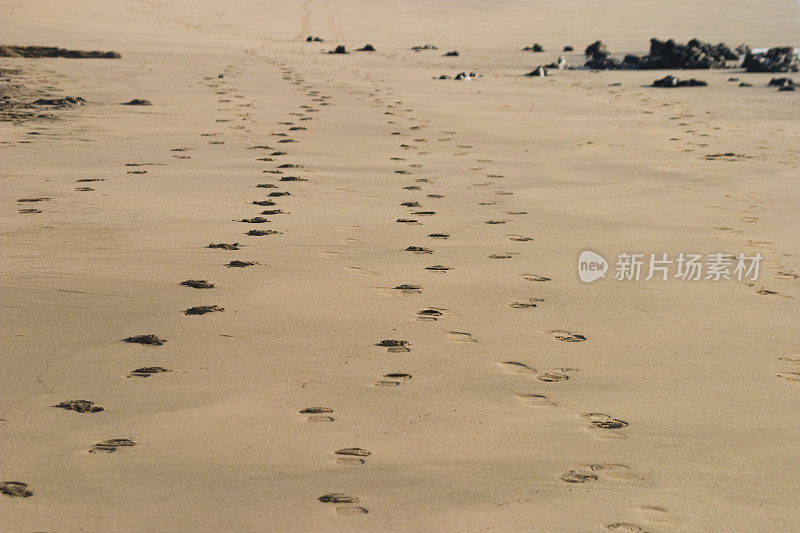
[1,0,799,531]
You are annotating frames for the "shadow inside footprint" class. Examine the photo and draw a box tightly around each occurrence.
[510,299,544,308]
[129,367,170,378]
[548,330,586,342]
[582,413,629,429]
[0,481,33,498]
[498,361,536,374]
[319,493,361,504]
[208,243,239,250]
[227,261,257,267]
[335,448,371,457]
[376,340,411,352]
[181,279,214,289]
[123,335,166,346]
[447,331,476,343]
[560,470,598,483]
[90,438,136,453]
[185,305,224,315]
[55,400,103,413]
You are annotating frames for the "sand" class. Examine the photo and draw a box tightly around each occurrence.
[1,0,799,531]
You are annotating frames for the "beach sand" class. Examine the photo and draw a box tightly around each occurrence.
[1,1,799,531]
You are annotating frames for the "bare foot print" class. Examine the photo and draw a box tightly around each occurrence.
[498,361,537,374]
[376,339,411,352]
[90,438,136,453]
[405,246,433,254]
[524,274,551,282]
[129,367,170,378]
[605,523,646,532]
[227,260,257,267]
[560,470,598,483]
[185,305,224,315]
[510,298,543,308]
[55,400,103,413]
[548,330,586,342]
[416,308,443,321]
[447,331,476,343]
[428,233,449,239]
[319,493,361,504]
[582,412,629,429]
[181,279,214,289]
[123,335,166,346]
[300,407,334,422]
[0,481,33,497]
[335,448,370,457]
[515,392,555,407]
[208,243,239,250]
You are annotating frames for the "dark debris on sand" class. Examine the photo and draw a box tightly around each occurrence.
[208,243,240,250]
[246,229,281,236]
[652,75,707,87]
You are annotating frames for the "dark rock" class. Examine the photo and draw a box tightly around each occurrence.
[743,47,798,73]
[412,44,437,50]
[584,41,608,56]
[652,75,707,87]
[563,45,574,52]
[0,45,120,58]
[329,45,348,54]
[739,82,753,87]
[32,96,85,107]
[639,38,731,69]
[525,66,549,77]
[185,305,224,315]
[623,54,641,65]
[778,85,796,91]
[181,279,214,289]
[768,77,795,87]
[122,99,151,106]
[585,51,621,70]
[544,56,567,69]
[444,50,459,56]
[522,44,544,52]
[356,44,376,52]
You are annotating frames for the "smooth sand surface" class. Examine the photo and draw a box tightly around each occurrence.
[1,1,799,531]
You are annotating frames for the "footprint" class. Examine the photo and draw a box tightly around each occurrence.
[515,392,554,407]
[335,448,370,457]
[394,284,421,294]
[405,246,433,254]
[778,372,800,383]
[319,493,361,504]
[604,523,646,532]
[55,400,103,413]
[428,233,449,239]
[510,298,544,308]
[560,470,598,483]
[347,267,376,275]
[523,274,551,282]
[508,235,532,242]
[123,335,166,346]
[335,506,369,514]
[447,331,476,343]
[488,253,516,259]
[181,280,214,289]
[416,308,443,321]
[425,265,451,271]
[227,260,257,267]
[537,371,569,382]
[0,481,33,498]
[90,438,136,453]
[548,330,586,342]
[485,220,507,224]
[373,380,400,387]
[498,361,536,374]
[376,340,411,352]
[334,457,366,465]
[208,243,240,250]
[582,413,629,429]
[384,372,412,380]
[247,230,281,236]
[128,367,170,378]
[185,305,224,315]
